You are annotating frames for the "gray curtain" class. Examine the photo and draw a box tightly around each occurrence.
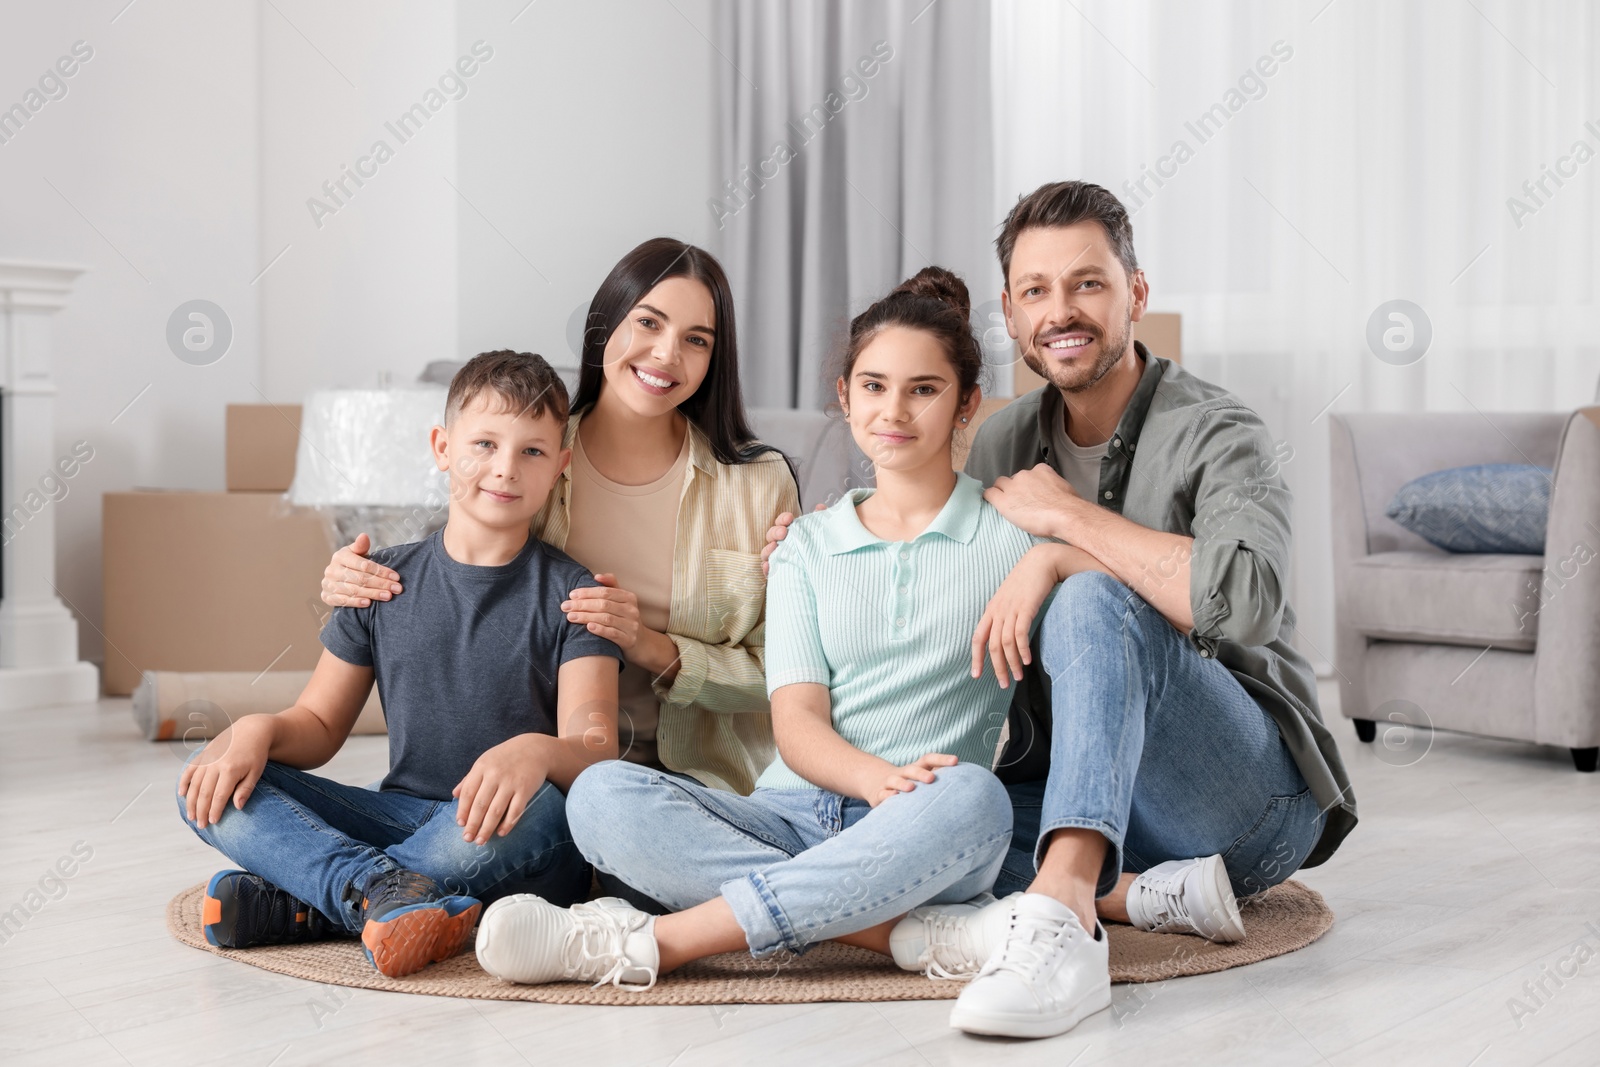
[711,0,994,411]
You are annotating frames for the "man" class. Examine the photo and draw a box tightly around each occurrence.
[770,180,1356,1040]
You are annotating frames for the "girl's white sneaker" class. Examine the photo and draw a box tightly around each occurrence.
[889,892,1015,979]
[475,894,659,989]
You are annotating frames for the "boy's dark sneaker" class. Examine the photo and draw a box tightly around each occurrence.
[355,868,481,978]
[202,869,337,949]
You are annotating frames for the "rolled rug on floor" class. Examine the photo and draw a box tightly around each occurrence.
[132,670,386,741]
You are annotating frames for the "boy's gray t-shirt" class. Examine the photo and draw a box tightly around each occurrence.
[320,529,623,800]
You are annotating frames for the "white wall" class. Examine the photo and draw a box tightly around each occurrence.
[258,0,459,401]
[454,0,717,373]
[0,0,262,666]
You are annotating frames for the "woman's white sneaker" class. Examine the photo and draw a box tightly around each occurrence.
[475,894,659,989]
[1125,854,1245,943]
[889,892,1015,979]
[949,893,1111,1039]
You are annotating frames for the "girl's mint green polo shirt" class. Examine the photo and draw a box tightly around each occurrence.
[757,472,1047,792]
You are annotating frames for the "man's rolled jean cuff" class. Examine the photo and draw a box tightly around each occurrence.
[720,870,799,959]
[1033,817,1125,899]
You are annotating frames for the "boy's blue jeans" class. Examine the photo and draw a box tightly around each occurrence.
[997,571,1326,900]
[567,760,1012,958]
[176,751,589,934]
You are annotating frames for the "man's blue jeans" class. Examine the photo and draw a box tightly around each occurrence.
[567,760,1012,958]
[176,751,589,934]
[996,571,1325,900]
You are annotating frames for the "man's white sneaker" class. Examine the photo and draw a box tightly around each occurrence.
[1125,854,1245,943]
[949,893,1111,1039]
[889,892,1014,979]
[474,894,659,989]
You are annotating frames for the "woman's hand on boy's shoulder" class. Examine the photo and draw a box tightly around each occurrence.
[320,533,404,609]
[562,574,640,650]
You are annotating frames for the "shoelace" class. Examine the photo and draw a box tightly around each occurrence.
[921,912,983,980]
[361,869,442,919]
[242,879,299,940]
[978,910,1074,983]
[561,902,657,991]
[1133,872,1192,933]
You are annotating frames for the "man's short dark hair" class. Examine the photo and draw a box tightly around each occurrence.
[995,181,1139,285]
[445,350,570,427]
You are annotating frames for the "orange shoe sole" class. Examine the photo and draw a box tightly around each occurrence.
[361,899,482,978]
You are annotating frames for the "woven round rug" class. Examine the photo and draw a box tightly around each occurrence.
[167,880,1332,1004]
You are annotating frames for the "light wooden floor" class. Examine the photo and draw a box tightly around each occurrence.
[3,681,1598,1066]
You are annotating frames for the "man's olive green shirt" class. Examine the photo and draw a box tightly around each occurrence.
[965,343,1356,868]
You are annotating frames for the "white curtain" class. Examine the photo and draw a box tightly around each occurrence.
[712,0,995,411]
[992,0,1600,671]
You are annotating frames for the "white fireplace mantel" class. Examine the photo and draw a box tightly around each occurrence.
[0,259,99,710]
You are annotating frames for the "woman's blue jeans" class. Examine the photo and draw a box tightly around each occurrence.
[997,571,1325,900]
[567,760,1012,958]
[176,751,590,934]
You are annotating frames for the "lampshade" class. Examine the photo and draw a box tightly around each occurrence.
[289,387,448,506]
[287,387,451,549]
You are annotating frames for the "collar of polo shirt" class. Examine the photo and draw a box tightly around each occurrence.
[820,471,986,555]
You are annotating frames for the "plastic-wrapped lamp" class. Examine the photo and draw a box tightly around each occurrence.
[287,387,451,550]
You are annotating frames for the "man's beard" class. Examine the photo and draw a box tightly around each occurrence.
[1020,310,1133,394]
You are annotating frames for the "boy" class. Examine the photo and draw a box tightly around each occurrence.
[177,350,622,978]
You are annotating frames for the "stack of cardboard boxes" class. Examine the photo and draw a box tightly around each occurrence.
[101,405,333,695]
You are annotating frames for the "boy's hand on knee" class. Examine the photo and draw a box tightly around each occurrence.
[453,734,549,846]
[869,753,957,807]
[179,716,273,829]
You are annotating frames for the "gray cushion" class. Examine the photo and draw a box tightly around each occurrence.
[1385,464,1552,554]
[747,407,872,510]
[1346,550,1545,651]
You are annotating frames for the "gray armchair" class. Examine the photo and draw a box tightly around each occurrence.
[1329,407,1600,771]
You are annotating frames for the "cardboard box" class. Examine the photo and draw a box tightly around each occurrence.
[226,404,301,492]
[1134,311,1182,365]
[102,491,333,695]
[1011,311,1182,396]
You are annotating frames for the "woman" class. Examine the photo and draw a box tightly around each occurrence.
[320,238,800,799]
[467,267,1119,989]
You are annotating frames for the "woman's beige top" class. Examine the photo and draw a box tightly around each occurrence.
[563,426,689,769]
[531,412,800,794]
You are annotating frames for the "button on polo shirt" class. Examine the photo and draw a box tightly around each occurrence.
[756,473,1047,792]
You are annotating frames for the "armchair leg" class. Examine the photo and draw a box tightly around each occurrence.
[1573,748,1598,773]
[1354,718,1376,743]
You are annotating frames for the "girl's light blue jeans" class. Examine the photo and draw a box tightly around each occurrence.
[567,760,1013,958]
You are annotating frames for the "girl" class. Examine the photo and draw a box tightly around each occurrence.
[469,267,1117,988]
[320,239,800,802]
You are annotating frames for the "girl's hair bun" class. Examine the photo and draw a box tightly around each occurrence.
[892,265,971,320]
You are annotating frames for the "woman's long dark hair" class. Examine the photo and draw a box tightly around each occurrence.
[572,237,785,470]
